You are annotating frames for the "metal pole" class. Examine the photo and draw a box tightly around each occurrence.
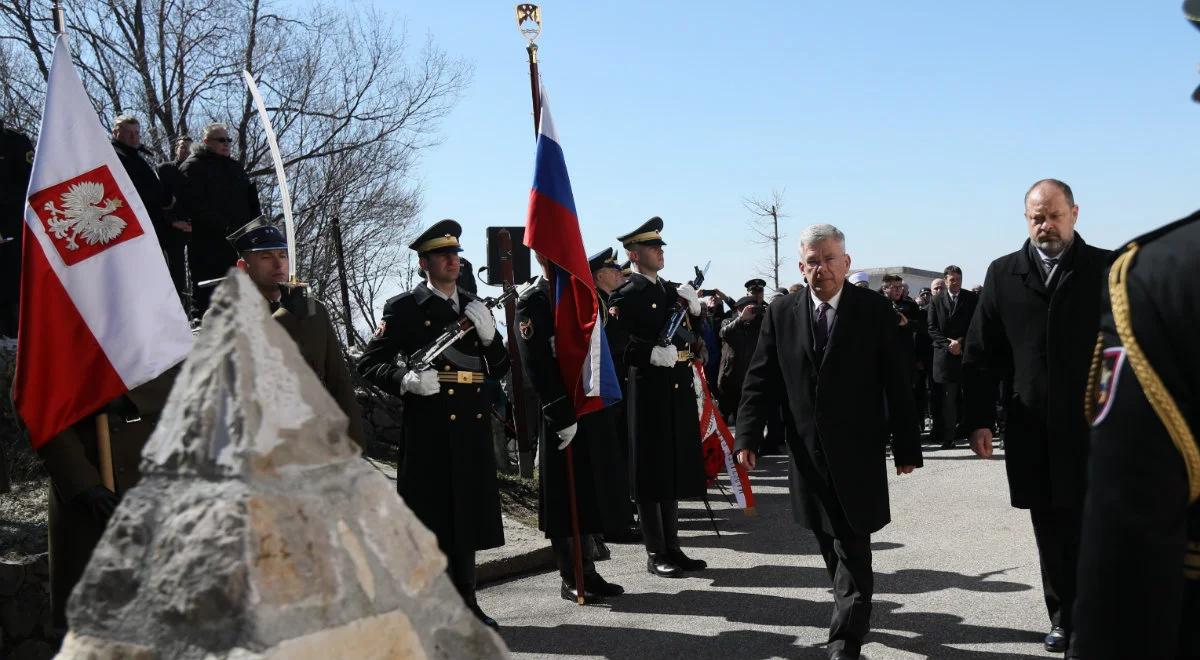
[330,215,356,346]
[52,0,65,34]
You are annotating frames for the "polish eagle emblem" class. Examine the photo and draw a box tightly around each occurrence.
[43,180,127,251]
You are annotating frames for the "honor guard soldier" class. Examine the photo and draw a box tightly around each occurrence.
[608,216,708,577]
[515,253,626,602]
[356,219,508,629]
[1072,8,1200,656]
[219,217,365,446]
[589,248,640,542]
[744,278,767,305]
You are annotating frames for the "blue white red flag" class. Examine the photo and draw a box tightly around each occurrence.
[523,87,621,415]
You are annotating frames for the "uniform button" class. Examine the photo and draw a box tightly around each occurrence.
[651,303,657,309]
[444,365,451,371]
[476,413,483,420]
[424,320,431,327]
[674,383,679,389]
[450,414,457,421]
[448,389,455,395]
[476,387,482,393]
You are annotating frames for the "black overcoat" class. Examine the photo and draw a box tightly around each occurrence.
[515,280,626,537]
[717,313,762,415]
[962,234,1109,509]
[927,288,979,384]
[357,283,509,552]
[176,148,261,281]
[734,283,922,535]
[608,273,706,502]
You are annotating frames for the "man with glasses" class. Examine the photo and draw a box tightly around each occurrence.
[178,123,262,317]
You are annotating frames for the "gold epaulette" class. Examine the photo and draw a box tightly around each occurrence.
[1108,243,1200,504]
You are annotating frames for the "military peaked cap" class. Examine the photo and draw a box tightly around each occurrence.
[410,219,464,255]
[227,215,287,252]
[617,216,666,248]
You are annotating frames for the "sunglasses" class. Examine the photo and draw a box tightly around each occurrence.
[210,137,233,144]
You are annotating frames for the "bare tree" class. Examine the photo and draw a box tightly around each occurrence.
[743,189,787,291]
[0,0,470,342]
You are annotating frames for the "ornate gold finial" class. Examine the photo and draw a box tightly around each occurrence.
[516,4,541,44]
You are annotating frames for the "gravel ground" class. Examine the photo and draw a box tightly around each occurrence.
[0,478,49,560]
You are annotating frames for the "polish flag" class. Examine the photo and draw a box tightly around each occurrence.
[13,33,192,449]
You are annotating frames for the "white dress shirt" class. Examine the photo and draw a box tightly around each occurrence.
[430,283,460,312]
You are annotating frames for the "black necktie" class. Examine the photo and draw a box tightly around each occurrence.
[269,300,281,313]
[814,302,830,355]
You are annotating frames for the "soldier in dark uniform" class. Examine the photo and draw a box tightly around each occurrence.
[608,216,708,578]
[1072,8,1200,656]
[38,368,178,628]
[214,217,365,447]
[590,248,639,542]
[356,219,508,628]
[1,123,34,337]
[515,252,625,602]
[883,274,925,436]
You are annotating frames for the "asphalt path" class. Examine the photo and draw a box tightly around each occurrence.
[478,442,1068,660]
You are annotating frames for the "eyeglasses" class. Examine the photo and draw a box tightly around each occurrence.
[210,137,233,144]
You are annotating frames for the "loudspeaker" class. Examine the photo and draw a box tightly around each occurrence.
[484,226,530,286]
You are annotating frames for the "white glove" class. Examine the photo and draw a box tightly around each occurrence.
[556,423,578,450]
[401,369,440,396]
[464,300,496,346]
[649,345,678,368]
[677,284,702,316]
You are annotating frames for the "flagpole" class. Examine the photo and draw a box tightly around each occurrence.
[516,4,586,605]
[50,0,117,492]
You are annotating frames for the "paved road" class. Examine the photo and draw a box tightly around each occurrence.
[479,443,1067,660]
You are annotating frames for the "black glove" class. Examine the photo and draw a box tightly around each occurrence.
[73,485,119,523]
[276,282,313,320]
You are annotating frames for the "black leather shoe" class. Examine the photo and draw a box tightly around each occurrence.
[470,605,499,630]
[828,641,861,659]
[646,554,684,578]
[560,580,604,603]
[940,441,955,449]
[667,548,707,571]
[829,651,859,660]
[584,573,625,597]
[1044,626,1068,653]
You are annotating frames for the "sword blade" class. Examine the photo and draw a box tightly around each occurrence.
[242,70,297,282]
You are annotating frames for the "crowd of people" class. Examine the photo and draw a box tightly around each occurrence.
[3,21,1199,655]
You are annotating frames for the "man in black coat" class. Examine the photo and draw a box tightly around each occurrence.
[962,179,1109,654]
[927,265,979,449]
[156,136,194,305]
[356,220,509,629]
[736,223,922,660]
[109,116,168,241]
[0,123,34,337]
[608,216,708,578]
[178,123,262,318]
[717,295,762,423]
[516,253,625,603]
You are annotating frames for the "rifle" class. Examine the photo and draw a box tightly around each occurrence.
[657,261,711,346]
[407,278,538,372]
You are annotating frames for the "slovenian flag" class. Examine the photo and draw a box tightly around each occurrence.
[524,87,621,415]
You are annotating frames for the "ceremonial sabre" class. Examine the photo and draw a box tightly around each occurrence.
[242,69,297,282]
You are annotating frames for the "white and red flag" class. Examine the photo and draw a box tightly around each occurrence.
[13,33,192,449]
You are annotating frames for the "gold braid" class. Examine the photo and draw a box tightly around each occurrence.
[1109,242,1200,503]
[1083,333,1105,423]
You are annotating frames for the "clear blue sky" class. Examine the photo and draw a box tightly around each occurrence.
[386,1,1199,292]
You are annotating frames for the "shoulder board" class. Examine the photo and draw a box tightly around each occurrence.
[618,275,649,293]
[1113,209,1200,260]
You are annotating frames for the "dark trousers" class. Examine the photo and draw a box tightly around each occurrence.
[637,499,680,555]
[1030,506,1083,630]
[912,371,929,435]
[934,381,963,446]
[446,547,478,610]
[813,524,873,652]
[551,535,597,584]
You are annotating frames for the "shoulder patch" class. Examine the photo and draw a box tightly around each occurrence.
[519,318,534,340]
[1089,346,1126,426]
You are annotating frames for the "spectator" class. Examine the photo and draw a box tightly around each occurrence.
[109,115,169,256]
[1,122,34,337]
[157,136,194,308]
[849,271,871,288]
[883,274,928,437]
[927,265,978,449]
[178,123,262,317]
[717,295,763,424]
